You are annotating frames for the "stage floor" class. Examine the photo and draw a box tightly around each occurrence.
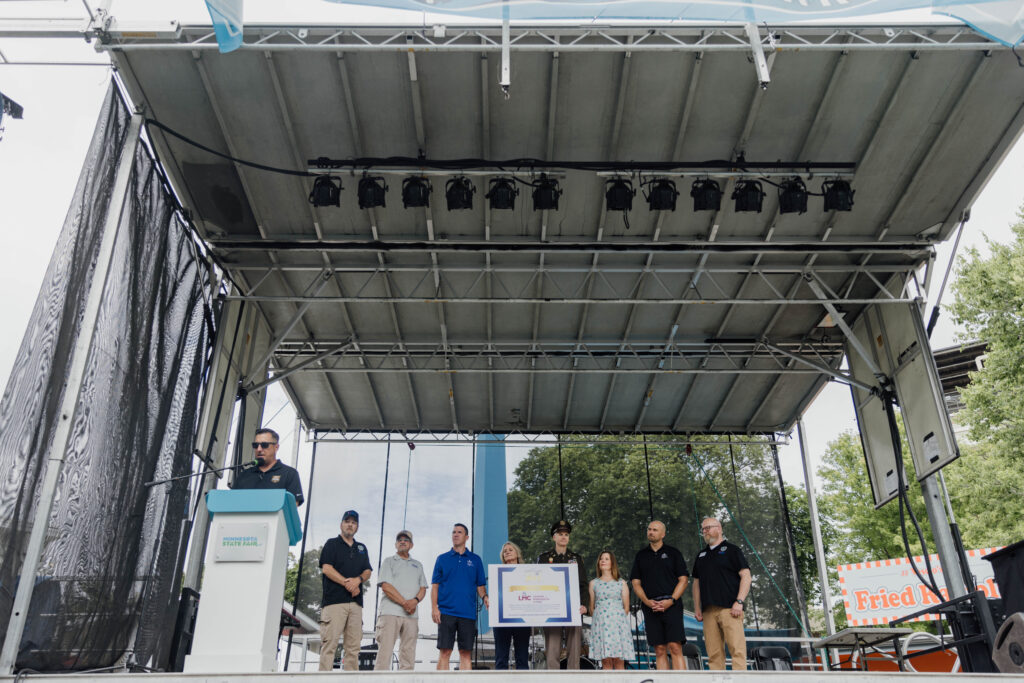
[0,672,1008,681]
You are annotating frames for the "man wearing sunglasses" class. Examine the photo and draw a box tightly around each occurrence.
[232,427,304,506]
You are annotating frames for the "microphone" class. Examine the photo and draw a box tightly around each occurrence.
[240,459,260,470]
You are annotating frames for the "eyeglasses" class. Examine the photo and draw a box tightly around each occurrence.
[701,525,720,531]
[252,441,278,449]
[397,537,412,543]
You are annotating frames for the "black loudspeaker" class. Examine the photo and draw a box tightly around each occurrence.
[167,588,200,672]
[984,540,1024,616]
[993,612,1024,674]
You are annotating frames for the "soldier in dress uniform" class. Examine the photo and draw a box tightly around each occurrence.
[536,520,589,669]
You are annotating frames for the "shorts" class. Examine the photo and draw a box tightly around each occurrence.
[643,602,686,647]
[437,613,477,652]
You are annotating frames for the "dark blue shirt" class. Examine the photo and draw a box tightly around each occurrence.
[431,548,486,620]
[232,460,304,506]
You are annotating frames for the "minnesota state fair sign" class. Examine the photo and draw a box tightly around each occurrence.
[214,522,269,562]
[837,548,1002,625]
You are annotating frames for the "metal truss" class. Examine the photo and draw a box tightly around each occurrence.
[266,338,847,378]
[77,23,1001,54]
[309,428,789,447]
[221,262,920,307]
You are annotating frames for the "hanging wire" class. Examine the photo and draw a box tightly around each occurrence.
[373,440,392,627]
[402,442,414,530]
[642,435,654,521]
[680,443,811,637]
[283,437,318,670]
[727,436,761,630]
[557,438,566,519]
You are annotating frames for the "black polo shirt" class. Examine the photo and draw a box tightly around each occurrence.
[232,460,304,506]
[320,536,373,607]
[692,540,750,609]
[629,543,689,599]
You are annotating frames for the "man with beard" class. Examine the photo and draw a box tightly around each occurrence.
[232,427,304,505]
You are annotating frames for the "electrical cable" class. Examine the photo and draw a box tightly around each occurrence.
[642,435,654,520]
[557,438,565,520]
[373,440,392,628]
[680,442,811,637]
[884,397,944,601]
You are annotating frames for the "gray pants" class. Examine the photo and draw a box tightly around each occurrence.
[544,626,582,669]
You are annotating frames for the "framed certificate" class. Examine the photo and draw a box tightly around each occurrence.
[488,563,582,628]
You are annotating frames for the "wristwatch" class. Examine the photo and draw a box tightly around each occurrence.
[735,598,745,605]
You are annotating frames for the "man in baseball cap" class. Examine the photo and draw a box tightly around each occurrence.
[374,530,428,670]
[318,510,372,670]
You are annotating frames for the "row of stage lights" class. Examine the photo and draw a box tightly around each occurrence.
[309,174,854,214]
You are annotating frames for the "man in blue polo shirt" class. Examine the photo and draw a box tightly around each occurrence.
[431,523,488,671]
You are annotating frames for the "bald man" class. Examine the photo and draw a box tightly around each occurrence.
[630,520,690,670]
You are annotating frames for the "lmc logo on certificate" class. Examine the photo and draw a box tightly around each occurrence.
[488,563,582,628]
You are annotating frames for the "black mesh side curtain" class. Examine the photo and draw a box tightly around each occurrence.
[0,82,216,671]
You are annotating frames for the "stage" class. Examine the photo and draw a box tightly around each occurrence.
[0,672,1002,682]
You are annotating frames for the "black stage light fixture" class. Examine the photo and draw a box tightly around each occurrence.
[605,178,635,211]
[690,179,723,212]
[532,174,562,211]
[645,179,680,211]
[732,180,765,213]
[486,177,519,210]
[445,176,475,210]
[357,175,387,209]
[309,176,341,207]
[778,177,808,215]
[402,176,431,208]
[823,179,855,212]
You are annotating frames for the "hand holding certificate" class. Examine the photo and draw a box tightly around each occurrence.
[488,563,582,628]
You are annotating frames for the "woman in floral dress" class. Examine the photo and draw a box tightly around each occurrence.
[588,550,635,669]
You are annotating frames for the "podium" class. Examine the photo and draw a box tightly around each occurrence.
[184,489,302,673]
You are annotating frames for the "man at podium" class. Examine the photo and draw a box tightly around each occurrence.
[233,428,304,505]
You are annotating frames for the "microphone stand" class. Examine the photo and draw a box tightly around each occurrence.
[144,460,259,488]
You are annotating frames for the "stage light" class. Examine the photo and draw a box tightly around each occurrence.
[445,176,475,211]
[823,179,854,212]
[778,178,808,215]
[402,177,431,208]
[605,178,635,211]
[732,180,764,213]
[645,179,679,211]
[357,175,387,209]
[309,176,341,207]
[532,174,562,211]
[486,177,518,210]
[690,179,723,212]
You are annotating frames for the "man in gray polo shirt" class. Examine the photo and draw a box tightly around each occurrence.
[374,530,428,670]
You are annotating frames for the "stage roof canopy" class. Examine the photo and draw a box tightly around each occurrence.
[102,21,1024,436]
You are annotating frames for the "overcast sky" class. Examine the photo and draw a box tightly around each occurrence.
[2,1,1022,646]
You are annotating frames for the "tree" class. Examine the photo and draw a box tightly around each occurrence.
[949,217,1024,463]
[507,437,809,632]
[285,548,323,617]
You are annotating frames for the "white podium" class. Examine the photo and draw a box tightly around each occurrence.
[184,489,302,673]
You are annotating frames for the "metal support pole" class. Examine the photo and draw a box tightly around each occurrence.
[920,474,968,599]
[797,418,837,668]
[0,112,143,674]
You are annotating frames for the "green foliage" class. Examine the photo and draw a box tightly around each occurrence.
[507,437,807,631]
[949,218,1024,462]
[285,548,323,617]
[943,440,1024,548]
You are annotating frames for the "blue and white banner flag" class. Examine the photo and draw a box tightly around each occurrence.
[205,0,244,53]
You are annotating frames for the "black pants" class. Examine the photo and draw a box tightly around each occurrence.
[494,626,531,669]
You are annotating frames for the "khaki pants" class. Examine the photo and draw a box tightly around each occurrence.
[702,605,746,670]
[319,602,363,671]
[544,626,581,669]
[374,614,418,671]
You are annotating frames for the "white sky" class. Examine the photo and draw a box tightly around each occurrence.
[2,1,1022,654]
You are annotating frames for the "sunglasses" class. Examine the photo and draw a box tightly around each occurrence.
[397,537,412,543]
[252,441,278,449]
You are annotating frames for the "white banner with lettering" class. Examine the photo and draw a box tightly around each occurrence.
[838,547,1002,626]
